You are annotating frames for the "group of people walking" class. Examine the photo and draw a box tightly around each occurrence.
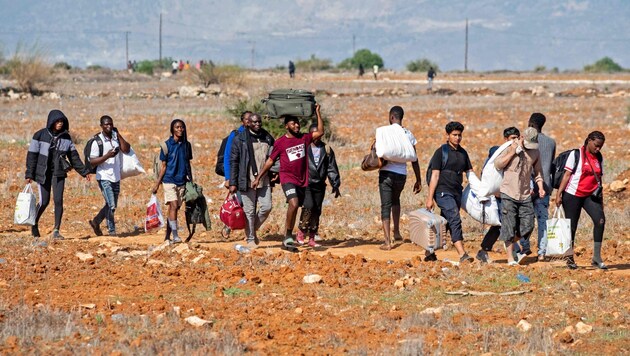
[25,105,606,269]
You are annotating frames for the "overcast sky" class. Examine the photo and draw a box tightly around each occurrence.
[0,0,628,71]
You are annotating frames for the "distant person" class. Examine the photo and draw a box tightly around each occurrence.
[358,63,365,77]
[522,113,556,262]
[252,104,325,252]
[25,110,91,240]
[88,115,131,237]
[427,67,436,92]
[555,131,606,270]
[426,122,474,263]
[288,61,296,79]
[377,106,421,251]
[494,127,545,266]
[184,61,191,71]
[131,60,137,72]
[152,119,194,244]
[296,123,341,247]
[127,60,133,74]
[373,64,379,80]
[178,60,184,72]
[229,113,275,249]
[171,60,178,75]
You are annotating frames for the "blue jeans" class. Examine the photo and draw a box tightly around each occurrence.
[435,192,463,243]
[94,180,120,234]
[519,195,550,255]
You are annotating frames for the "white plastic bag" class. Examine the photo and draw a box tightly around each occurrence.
[121,147,146,180]
[145,194,165,232]
[374,125,417,163]
[461,185,501,226]
[471,141,512,197]
[546,206,573,257]
[14,184,38,226]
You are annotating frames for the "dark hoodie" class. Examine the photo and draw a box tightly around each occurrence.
[25,109,89,184]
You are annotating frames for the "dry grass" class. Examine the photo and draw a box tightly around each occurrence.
[5,42,51,93]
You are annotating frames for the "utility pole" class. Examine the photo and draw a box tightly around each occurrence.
[159,13,163,67]
[352,34,356,55]
[125,31,130,67]
[464,18,468,72]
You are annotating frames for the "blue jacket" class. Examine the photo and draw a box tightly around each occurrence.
[223,125,246,180]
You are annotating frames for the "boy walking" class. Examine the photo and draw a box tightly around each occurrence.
[88,115,130,237]
[152,119,194,244]
[426,122,474,263]
[296,123,342,247]
[229,113,275,249]
[494,127,545,266]
[253,104,325,251]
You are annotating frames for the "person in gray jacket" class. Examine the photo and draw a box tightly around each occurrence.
[229,113,275,249]
[296,124,341,247]
[25,109,90,240]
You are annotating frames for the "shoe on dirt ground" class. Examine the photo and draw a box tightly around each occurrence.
[171,235,182,244]
[537,254,546,262]
[281,237,299,253]
[88,220,103,236]
[51,230,65,240]
[516,253,527,265]
[423,252,437,262]
[476,250,489,264]
[566,256,578,270]
[522,249,533,256]
[459,253,474,263]
[308,238,320,248]
[591,260,608,270]
[221,226,231,239]
[246,240,258,250]
[296,230,306,245]
[31,225,40,238]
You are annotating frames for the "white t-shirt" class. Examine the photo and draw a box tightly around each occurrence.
[380,125,417,175]
[91,132,121,182]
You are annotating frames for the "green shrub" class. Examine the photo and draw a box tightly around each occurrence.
[406,58,439,73]
[533,65,546,72]
[584,57,624,73]
[338,49,384,70]
[136,60,155,75]
[53,62,72,70]
[295,54,333,71]
[86,64,103,71]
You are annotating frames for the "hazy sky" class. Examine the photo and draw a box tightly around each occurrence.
[0,0,628,71]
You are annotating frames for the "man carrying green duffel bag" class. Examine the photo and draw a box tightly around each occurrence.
[262,89,315,118]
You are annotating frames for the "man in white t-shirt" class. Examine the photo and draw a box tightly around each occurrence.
[377,106,421,250]
[88,115,130,237]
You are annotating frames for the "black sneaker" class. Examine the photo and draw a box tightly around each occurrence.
[591,260,608,270]
[423,252,438,262]
[522,249,533,256]
[476,250,489,264]
[566,256,578,270]
[31,225,40,238]
[89,220,103,236]
[52,230,65,240]
[459,253,474,263]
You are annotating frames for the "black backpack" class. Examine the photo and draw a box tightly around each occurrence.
[83,134,104,174]
[215,130,236,177]
[426,144,449,186]
[551,149,602,189]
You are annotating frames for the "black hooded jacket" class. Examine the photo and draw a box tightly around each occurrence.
[307,142,340,189]
[25,110,89,184]
[229,128,274,191]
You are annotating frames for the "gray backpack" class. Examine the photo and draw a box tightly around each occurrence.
[262,89,316,118]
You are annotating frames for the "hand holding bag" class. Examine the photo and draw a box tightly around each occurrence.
[545,206,573,257]
[59,154,73,172]
[219,193,246,230]
[145,194,165,231]
[361,139,387,171]
[14,184,38,226]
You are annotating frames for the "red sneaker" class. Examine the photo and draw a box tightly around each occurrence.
[308,238,320,248]
[296,230,305,245]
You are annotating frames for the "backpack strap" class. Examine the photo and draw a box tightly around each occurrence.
[159,141,168,158]
[94,134,104,157]
[440,144,449,170]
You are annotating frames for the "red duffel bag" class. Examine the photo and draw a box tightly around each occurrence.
[220,193,246,230]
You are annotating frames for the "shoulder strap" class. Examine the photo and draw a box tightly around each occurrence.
[159,141,168,157]
[440,144,449,169]
[572,149,580,172]
[324,144,331,156]
[94,134,104,157]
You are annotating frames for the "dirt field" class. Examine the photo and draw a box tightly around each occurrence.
[1,70,629,354]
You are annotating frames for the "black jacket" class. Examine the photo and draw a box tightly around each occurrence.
[307,142,340,189]
[25,110,89,184]
[229,128,275,191]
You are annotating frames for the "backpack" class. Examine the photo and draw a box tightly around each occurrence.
[215,130,236,177]
[153,141,168,180]
[83,134,104,174]
[551,149,579,189]
[425,144,449,186]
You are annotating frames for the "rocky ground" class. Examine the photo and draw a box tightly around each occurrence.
[0,70,629,354]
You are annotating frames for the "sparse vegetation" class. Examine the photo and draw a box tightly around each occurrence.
[191,63,245,87]
[135,57,175,75]
[534,65,547,72]
[406,58,439,73]
[4,41,51,93]
[584,57,625,73]
[295,54,333,71]
[53,62,72,71]
[338,49,384,70]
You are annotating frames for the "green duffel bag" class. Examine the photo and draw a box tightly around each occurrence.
[262,89,316,118]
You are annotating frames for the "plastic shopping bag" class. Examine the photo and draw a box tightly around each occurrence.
[121,147,146,180]
[145,194,165,232]
[545,206,572,257]
[14,184,38,226]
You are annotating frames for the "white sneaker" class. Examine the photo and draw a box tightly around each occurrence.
[517,253,527,265]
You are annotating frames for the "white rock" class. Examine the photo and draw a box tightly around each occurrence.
[192,254,205,264]
[173,306,181,317]
[185,316,212,327]
[179,86,200,98]
[575,321,593,334]
[517,319,532,332]
[294,307,303,314]
[80,303,96,309]
[420,307,443,315]
[609,180,626,192]
[173,244,190,254]
[129,250,148,257]
[75,252,94,262]
[147,259,168,267]
[303,274,323,284]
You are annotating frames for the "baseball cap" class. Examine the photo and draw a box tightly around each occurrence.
[523,127,539,150]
